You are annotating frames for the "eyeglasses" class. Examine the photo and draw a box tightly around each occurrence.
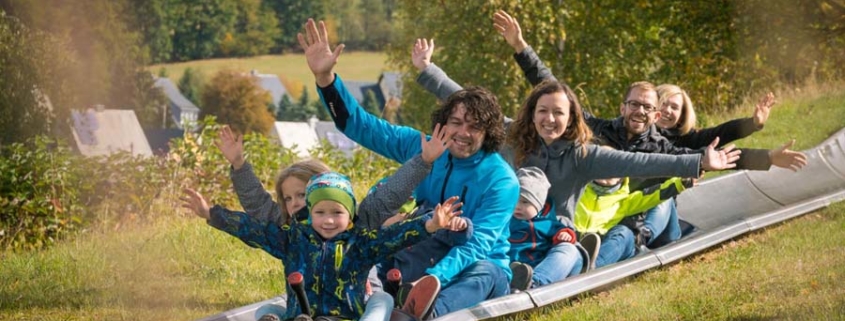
[625,100,658,113]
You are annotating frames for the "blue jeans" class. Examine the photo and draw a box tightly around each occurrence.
[595,224,636,268]
[359,291,394,321]
[432,260,510,317]
[643,198,680,246]
[531,242,583,286]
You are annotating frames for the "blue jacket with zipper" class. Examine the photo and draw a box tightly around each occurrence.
[317,75,520,285]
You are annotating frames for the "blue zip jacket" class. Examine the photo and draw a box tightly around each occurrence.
[317,75,520,285]
[208,206,433,320]
[507,201,575,266]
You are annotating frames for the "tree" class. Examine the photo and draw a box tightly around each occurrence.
[200,70,274,135]
[275,95,296,121]
[178,67,206,107]
[130,71,168,130]
[170,0,238,61]
[0,10,76,144]
[362,89,382,117]
[265,0,323,52]
[219,0,281,57]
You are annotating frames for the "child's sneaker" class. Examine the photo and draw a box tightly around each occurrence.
[580,232,601,270]
[401,275,440,320]
[509,262,534,292]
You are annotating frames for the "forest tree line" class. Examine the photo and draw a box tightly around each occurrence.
[1,0,843,144]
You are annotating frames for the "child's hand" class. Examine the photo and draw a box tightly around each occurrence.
[215,125,245,170]
[412,38,435,72]
[426,196,463,233]
[381,212,407,228]
[557,231,573,243]
[492,10,528,53]
[448,217,468,232]
[181,188,211,220]
[753,92,776,128]
[420,123,452,164]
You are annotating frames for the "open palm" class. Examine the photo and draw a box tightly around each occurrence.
[297,18,344,87]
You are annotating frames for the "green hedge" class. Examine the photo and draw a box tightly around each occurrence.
[0,117,399,252]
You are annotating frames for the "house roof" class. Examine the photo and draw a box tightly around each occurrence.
[378,71,403,99]
[271,121,319,157]
[343,80,385,110]
[252,72,289,106]
[71,109,152,157]
[314,121,358,156]
[153,77,200,128]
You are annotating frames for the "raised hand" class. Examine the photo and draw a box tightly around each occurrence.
[770,139,809,172]
[753,92,776,128]
[215,125,245,170]
[181,188,210,220]
[297,18,345,87]
[425,196,463,233]
[701,137,742,171]
[420,123,452,164]
[492,10,528,53]
[412,38,435,72]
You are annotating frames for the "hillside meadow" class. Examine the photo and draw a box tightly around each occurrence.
[1,81,844,320]
[149,52,390,101]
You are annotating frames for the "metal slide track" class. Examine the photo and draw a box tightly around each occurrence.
[197,127,845,321]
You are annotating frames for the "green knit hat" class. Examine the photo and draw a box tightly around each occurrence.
[306,172,357,220]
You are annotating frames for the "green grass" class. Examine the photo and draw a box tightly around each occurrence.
[148,52,389,100]
[1,82,843,321]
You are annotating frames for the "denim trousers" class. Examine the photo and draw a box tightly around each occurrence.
[530,242,583,286]
[643,198,681,246]
[595,224,637,268]
[431,260,510,317]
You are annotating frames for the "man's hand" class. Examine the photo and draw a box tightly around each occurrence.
[297,18,345,87]
[215,125,245,170]
[420,123,452,164]
[412,38,435,72]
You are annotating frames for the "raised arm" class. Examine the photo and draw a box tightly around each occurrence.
[671,92,775,149]
[216,126,285,225]
[493,10,558,86]
[302,19,422,163]
[413,38,464,101]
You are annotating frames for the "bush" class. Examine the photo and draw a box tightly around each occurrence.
[0,116,400,251]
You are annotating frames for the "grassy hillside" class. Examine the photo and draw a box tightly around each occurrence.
[0,82,843,321]
[149,52,390,100]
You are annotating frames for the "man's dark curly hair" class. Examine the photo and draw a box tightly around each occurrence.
[430,86,505,153]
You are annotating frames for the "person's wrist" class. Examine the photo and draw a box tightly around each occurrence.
[315,73,334,88]
[512,40,528,53]
[232,156,245,170]
[425,219,437,233]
